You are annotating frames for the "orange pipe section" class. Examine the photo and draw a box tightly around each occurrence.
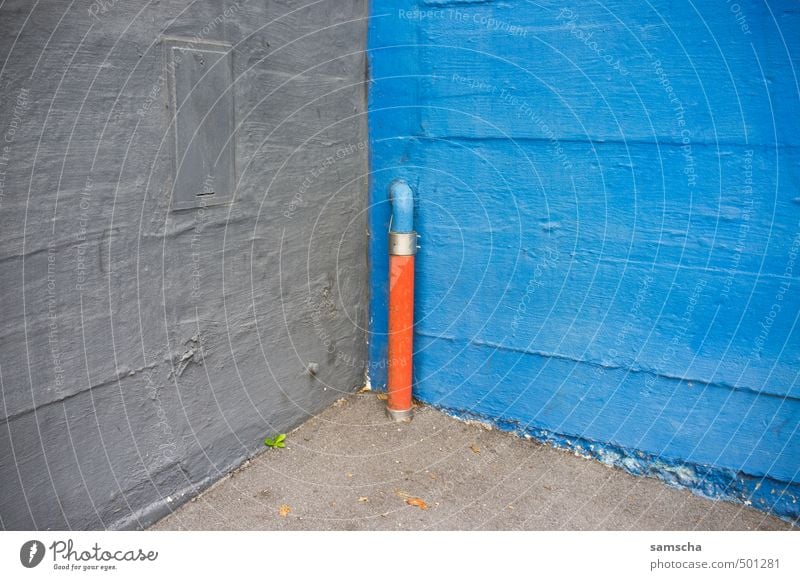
[387,254,415,414]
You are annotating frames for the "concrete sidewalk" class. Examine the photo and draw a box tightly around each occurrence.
[152,393,792,531]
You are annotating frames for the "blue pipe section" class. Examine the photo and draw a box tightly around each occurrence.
[389,180,414,233]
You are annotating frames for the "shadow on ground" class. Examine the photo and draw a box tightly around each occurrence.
[152,393,792,530]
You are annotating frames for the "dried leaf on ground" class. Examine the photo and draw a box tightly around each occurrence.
[357,496,369,503]
[376,393,388,401]
[470,444,480,453]
[405,497,428,510]
[278,504,291,517]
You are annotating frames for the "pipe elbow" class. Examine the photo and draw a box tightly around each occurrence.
[389,180,414,233]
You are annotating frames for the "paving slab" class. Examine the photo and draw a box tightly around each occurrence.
[152,393,793,531]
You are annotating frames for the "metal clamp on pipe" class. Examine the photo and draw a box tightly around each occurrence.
[389,232,418,256]
[386,180,417,422]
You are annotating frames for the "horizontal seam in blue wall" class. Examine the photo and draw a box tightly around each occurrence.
[415,331,799,402]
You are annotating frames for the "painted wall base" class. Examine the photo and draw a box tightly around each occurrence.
[429,401,799,526]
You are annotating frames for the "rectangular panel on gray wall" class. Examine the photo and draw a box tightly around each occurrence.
[165,37,235,210]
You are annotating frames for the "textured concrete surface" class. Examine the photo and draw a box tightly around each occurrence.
[0,0,368,530]
[152,393,793,531]
[367,0,800,521]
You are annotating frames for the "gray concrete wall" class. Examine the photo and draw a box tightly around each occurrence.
[0,0,369,530]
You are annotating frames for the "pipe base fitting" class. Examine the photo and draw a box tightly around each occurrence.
[386,407,413,422]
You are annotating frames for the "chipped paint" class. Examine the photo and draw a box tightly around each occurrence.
[438,404,800,525]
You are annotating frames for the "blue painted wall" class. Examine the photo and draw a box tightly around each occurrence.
[368,0,800,522]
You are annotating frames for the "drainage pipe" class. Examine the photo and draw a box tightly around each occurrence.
[386,180,417,422]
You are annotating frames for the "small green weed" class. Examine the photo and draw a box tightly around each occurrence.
[264,433,286,449]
